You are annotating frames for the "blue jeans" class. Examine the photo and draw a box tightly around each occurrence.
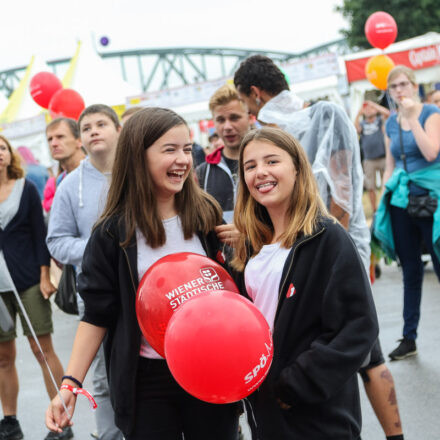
[93,345,123,440]
[390,205,440,340]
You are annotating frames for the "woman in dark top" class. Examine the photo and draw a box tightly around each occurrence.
[0,135,66,439]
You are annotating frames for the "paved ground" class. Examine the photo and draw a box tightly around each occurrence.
[358,261,440,440]
[11,261,440,439]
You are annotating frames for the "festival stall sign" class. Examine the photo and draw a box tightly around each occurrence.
[127,77,226,109]
[127,52,341,111]
[345,42,440,83]
[281,53,340,84]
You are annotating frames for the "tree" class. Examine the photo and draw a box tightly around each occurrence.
[336,0,440,49]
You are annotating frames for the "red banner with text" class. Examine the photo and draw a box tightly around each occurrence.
[345,44,440,83]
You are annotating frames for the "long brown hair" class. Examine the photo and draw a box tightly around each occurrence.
[99,107,222,247]
[232,127,330,271]
[0,135,24,179]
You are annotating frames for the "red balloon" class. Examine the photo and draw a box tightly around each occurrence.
[364,11,398,50]
[165,290,273,403]
[136,252,239,357]
[48,88,85,120]
[29,72,63,109]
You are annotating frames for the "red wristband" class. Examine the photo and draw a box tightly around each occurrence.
[60,384,98,410]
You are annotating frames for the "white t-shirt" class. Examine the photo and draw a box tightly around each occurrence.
[0,179,25,293]
[136,215,206,359]
[244,242,291,331]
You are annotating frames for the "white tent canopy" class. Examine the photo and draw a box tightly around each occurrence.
[0,92,9,114]
[0,56,51,124]
[0,40,139,166]
[67,40,138,107]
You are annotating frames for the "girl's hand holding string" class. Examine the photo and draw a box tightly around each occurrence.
[45,390,76,433]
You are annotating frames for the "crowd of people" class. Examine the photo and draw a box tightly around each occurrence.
[0,55,438,440]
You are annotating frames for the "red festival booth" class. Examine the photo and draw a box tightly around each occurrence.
[344,32,440,118]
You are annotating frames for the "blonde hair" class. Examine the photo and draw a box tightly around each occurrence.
[232,127,330,271]
[387,65,417,86]
[209,84,246,113]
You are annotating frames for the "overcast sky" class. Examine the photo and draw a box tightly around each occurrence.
[1,0,348,70]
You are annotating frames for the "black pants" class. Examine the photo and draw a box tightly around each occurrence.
[127,358,239,440]
[390,205,440,340]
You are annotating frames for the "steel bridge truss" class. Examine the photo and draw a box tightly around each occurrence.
[0,39,347,97]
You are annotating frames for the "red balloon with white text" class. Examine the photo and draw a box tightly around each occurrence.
[30,72,63,109]
[364,11,398,50]
[136,252,239,357]
[165,290,273,403]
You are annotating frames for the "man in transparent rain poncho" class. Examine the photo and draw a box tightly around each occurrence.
[234,55,405,440]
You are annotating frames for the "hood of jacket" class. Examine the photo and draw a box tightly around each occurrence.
[205,145,224,165]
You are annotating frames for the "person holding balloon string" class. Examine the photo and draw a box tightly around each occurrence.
[374,65,440,361]
[231,127,379,440]
[46,107,240,440]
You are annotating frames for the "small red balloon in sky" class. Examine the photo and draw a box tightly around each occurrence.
[48,88,85,121]
[30,72,63,109]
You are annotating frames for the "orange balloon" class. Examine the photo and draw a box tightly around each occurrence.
[365,55,395,90]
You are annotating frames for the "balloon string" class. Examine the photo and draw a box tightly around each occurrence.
[5,273,72,419]
[243,398,258,436]
[385,90,397,114]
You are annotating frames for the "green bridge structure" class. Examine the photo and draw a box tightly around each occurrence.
[0,39,348,97]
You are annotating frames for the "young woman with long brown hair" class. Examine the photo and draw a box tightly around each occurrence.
[232,127,378,440]
[45,108,239,440]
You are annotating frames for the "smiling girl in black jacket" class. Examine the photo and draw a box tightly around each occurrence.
[45,108,239,440]
[232,127,378,440]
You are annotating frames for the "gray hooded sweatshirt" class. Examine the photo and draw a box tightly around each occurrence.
[46,157,110,270]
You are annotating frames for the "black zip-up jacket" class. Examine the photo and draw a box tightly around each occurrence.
[78,216,229,436]
[236,218,379,440]
[1,179,50,292]
[196,147,236,214]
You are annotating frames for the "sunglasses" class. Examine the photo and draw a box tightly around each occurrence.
[388,81,412,91]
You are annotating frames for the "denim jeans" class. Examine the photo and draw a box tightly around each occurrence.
[92,345,124,440]
[390,205,440,340]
